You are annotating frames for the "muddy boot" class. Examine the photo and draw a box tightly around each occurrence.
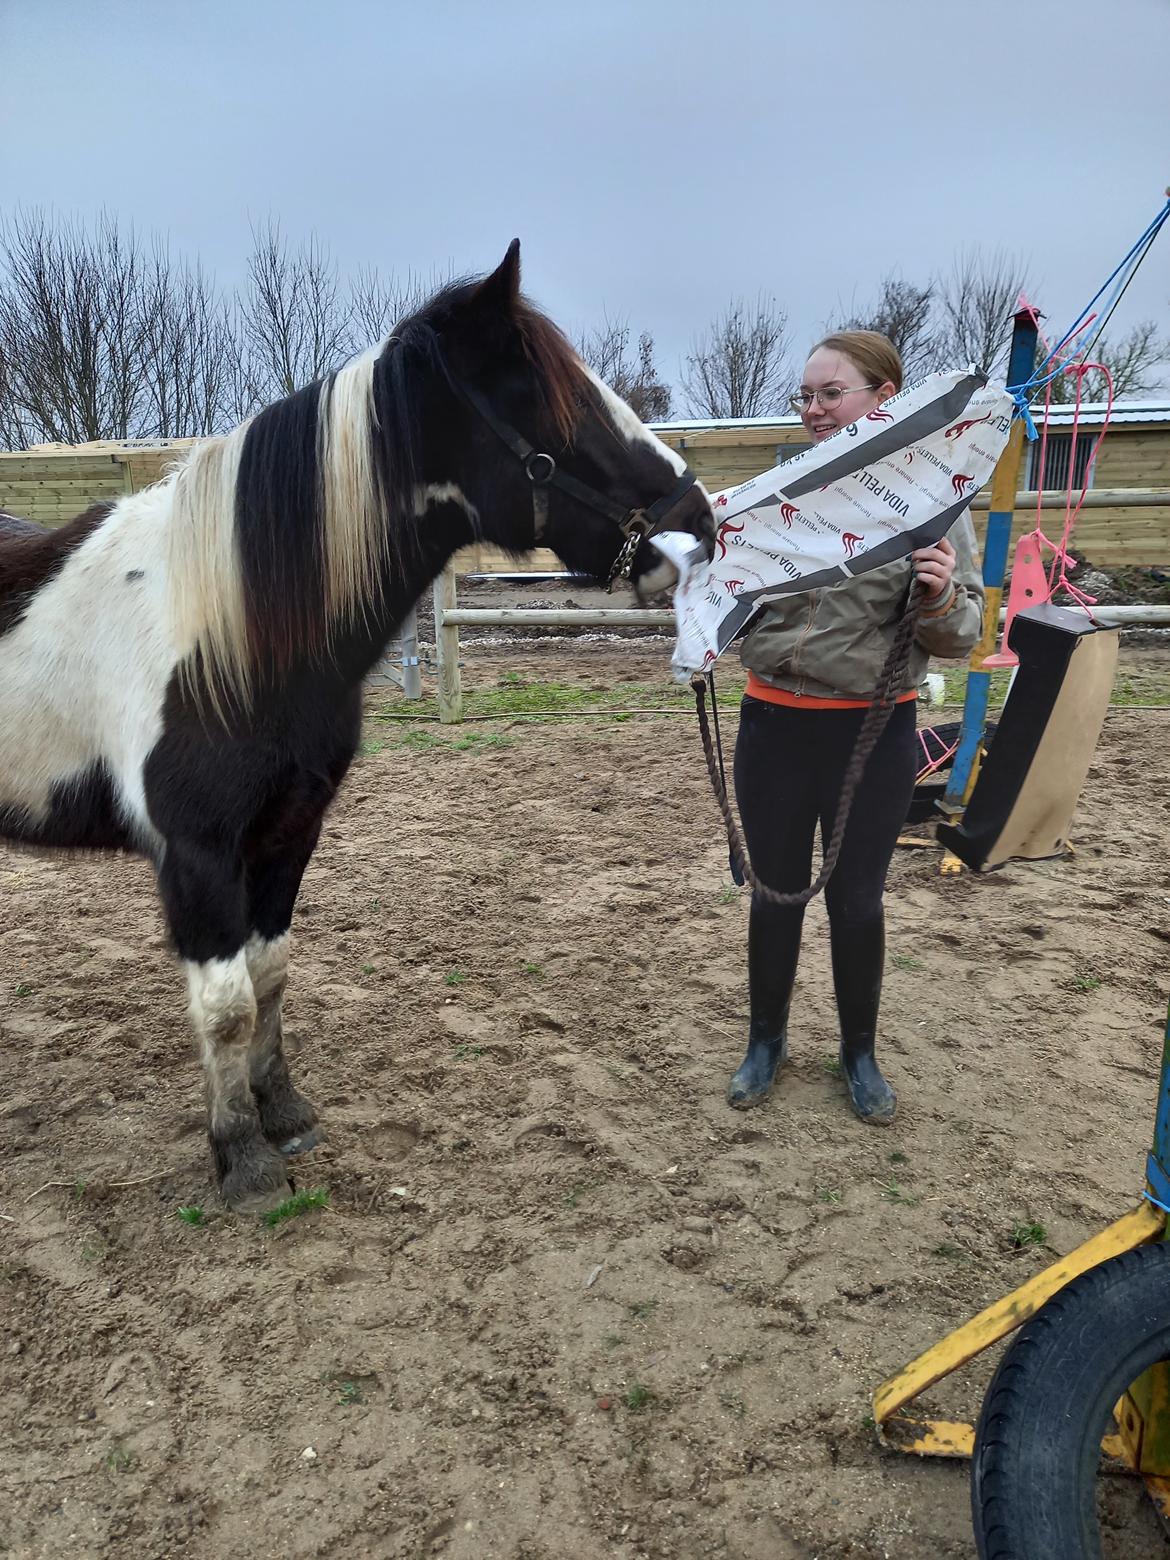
[830,911,896,1125]
[727,1022,789,1109]
[727,890,802,1110]
[839,1036,897,1125]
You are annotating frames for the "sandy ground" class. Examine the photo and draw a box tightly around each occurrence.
[2,638,1170,1560]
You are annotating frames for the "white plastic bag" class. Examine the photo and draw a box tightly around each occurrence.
[653,370,1014,676]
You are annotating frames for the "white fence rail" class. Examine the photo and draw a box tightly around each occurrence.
[423,568,1170,724]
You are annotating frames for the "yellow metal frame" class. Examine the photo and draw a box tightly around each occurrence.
[873,1199,1170,1509]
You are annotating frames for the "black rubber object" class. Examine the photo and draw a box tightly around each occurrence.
[971,1241,1170,1560]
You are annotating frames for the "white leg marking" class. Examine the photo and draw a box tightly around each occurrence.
[185,951,257,1133]
[244,932,290,1080]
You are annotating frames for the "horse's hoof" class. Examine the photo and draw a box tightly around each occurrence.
[279,1128,322,1157]
[228,1182,294,1217]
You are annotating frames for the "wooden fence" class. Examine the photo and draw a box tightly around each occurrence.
[3,431,1170,569]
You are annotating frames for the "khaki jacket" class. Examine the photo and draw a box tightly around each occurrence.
[739,513,984,700]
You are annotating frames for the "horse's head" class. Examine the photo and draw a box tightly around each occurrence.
[402,241,715,591]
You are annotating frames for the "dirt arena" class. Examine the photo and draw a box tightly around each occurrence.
[3,637,1169,1559]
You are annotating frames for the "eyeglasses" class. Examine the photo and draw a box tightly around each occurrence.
[789,384,881,413]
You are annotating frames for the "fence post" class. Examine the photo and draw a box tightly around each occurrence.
[433,565,463,723]
[399,606,422,699]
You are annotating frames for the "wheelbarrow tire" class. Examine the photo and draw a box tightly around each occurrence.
[972,1240,1170,1560]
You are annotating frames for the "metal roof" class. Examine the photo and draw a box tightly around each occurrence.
[649,400,1170,434]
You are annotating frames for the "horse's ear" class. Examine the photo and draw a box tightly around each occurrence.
[473,239,522,318]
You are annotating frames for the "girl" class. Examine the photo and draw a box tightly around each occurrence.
[727,331,983,1124]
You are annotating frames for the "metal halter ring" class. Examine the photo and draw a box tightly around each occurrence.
[524,451,557,484]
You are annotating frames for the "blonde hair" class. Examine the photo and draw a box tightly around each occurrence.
[810,330,903,394]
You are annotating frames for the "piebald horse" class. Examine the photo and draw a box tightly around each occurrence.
[0,242,715,1212]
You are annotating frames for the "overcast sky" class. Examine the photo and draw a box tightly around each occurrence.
[3,0,1168,401]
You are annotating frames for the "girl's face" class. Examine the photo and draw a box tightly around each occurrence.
[797,347,896,442]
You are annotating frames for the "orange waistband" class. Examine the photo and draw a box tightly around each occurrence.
[744,672,918,710]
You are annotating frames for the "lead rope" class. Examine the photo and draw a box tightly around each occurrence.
[693,580,926,908]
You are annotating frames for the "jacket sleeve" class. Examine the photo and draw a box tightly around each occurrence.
[914,510,985,660]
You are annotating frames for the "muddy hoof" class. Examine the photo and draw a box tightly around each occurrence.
[220,1140,295,1216]
[229,1182,294,1217]
[279,1128,322,1157]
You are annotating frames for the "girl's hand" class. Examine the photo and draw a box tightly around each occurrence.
[911,536,957,603]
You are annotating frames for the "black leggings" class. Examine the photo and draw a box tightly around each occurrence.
[732,696,919,1040]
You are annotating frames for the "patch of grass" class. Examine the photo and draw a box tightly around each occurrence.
[105,1444,135,1474]
[176,1205,206,1227]
[627,1299,659,1323]
[13,983,33,998]
[335,1379,364,1406]
[817,1187,843,1205]
[876,1176,919,1207]
[888,1151,909,1166]
[602,1333,625,1350]
[72,1179,88,1200]
[624,1382,653,1411]
[360,963,375,976]
[359,737,384,756]
[79,1240,107,1264]
[823,1056,843,1078]
[444,968,467,987]
[890,952,924,973]
[716,882,741,905]
[453,731,514,752]
[451,1043,484,1061]
[522,961,544,978]
[264,1187,330,1229]
[1069,965,1103,993]
[394,728,447,751]
[1011,1220,1048,1250]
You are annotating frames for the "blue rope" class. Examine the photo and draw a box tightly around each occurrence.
[1006,196,1170,438]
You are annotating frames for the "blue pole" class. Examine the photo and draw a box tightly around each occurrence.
[942,309,1039,811]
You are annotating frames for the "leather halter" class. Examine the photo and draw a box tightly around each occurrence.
[445,372,700,583]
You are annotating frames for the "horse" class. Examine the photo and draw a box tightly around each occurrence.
[0,240,716,1214]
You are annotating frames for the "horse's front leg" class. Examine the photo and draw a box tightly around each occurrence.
[245,829,322,1156]
[160,839,293,1213]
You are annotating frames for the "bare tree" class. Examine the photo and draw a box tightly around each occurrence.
[834,273,944,381]
[578,316,672,420]
[938,248,1033,374]
[0,208,149,446]
[1043,319,1168,402]
[347,264,449,346]
[681,295,791,418]
[237,222,352,403]
[137,244,240,437]
[0,209,246,447]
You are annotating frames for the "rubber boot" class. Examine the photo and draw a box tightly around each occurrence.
[727,1019,789,1109]
[830,912,897,1126]
[726,899,802,1110]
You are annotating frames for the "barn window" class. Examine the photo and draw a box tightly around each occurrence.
[1025,432,1097,492]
